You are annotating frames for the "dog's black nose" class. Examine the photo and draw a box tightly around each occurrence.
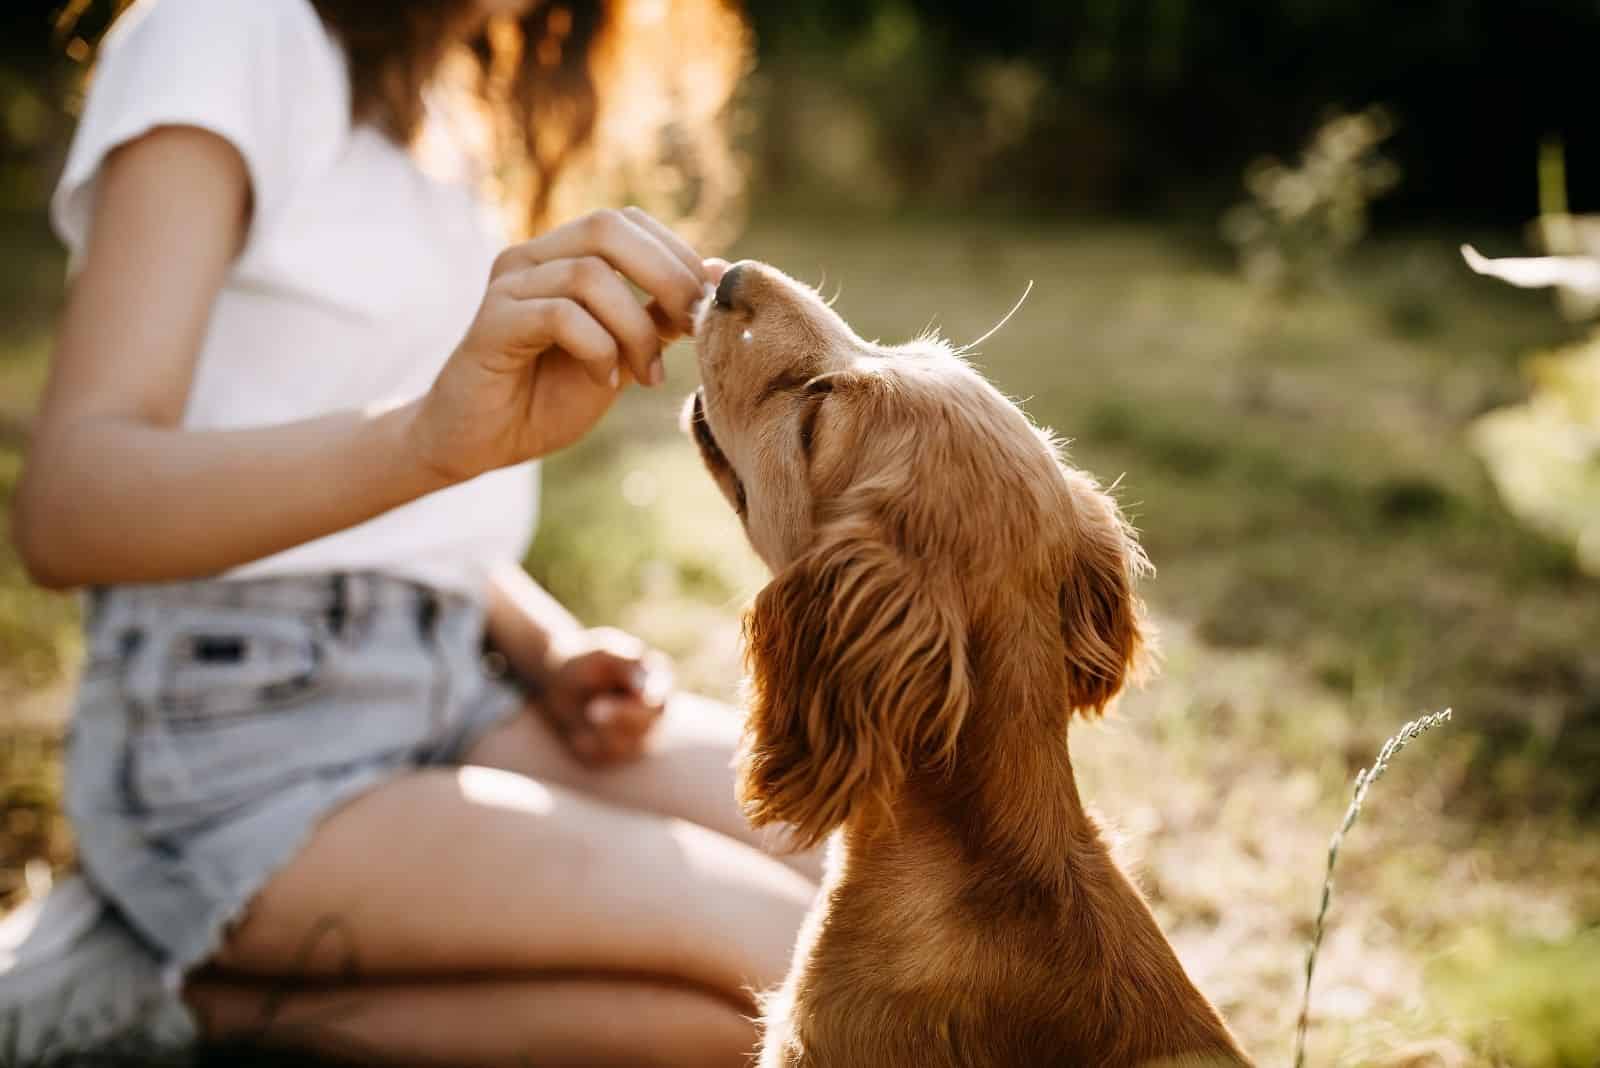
[714,262,747,311]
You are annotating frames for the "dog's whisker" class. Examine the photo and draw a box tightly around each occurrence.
[953,279,1035,355]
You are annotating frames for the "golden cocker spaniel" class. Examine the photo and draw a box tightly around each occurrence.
[687,261,1249,1068]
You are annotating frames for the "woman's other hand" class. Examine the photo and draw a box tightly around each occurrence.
[534,627,676,767]
[409,207,712,484]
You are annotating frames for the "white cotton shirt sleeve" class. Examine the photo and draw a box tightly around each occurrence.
[52,0,347,266]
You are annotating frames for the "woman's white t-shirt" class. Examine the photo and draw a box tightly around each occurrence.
[52,0,538,600]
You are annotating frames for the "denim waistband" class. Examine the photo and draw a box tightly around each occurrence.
[82,571,474,646]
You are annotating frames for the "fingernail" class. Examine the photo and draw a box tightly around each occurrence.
[648,359,665,387]
[587,698,616,725]
[608,366,621,389]
[635,667,671,705]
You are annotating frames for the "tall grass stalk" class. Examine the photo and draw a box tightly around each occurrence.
[1292,708,1454,1068]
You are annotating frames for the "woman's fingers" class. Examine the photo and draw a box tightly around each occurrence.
[635,650,675,709]
[486,208,714,381]
[565,698,646,766]
[646,300,682,344]
[621,206,704,281]
[497,259,663,384]
[574,699,654,766]
[586,694,658,737]
[619,210,716,348]
[510,298,619,388]
[497,210,705,332]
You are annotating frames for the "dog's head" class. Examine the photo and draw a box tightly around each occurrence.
[686,261,1149,847]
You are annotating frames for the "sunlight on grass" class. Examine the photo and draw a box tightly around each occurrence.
[1433,927,1600,1068]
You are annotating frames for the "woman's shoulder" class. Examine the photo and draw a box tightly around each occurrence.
[54,0,349,259]
[97,0,340,88]
[106,0,327,43]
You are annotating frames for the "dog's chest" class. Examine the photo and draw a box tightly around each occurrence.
[774,872,1075,1066]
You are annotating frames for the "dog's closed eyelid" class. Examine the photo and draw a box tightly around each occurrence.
[798,393,827,458]
[761,370,815,401]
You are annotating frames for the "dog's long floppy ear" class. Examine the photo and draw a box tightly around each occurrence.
[1057,467,1151,716]
[739,528,971,848]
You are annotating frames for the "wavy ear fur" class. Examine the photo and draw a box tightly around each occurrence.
[1058,467,1151,715]
[739,530,971,848]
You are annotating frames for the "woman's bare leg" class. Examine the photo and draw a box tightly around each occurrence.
[464,693,825,882]
[191,974,757,1068]
[211,766,813,1009]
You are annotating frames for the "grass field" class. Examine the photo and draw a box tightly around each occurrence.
[2,208,1598,1066]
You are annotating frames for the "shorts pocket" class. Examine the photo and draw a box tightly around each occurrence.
[122,610,341,823]
[146,611,328,727]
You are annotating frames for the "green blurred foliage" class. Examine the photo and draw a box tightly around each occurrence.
[1462,153,1600,581]
[1472,336,1600,577]
[739,0,1600,223]
[1221,107,1401,295]
[7,1,1600,223]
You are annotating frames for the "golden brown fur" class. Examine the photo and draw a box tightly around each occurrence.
[686,261,1251,1067]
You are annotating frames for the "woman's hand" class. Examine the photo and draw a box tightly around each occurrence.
[408,207,712,484]
[481,562,671,768]
[534,627,676,767]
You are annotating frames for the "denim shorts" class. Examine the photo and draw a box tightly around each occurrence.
[64,571,523,989]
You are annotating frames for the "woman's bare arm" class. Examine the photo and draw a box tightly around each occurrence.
[12,127,448,588]
[484,560,585,681]
[13,127,707,590]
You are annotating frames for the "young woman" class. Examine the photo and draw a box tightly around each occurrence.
[0,1,817,1064]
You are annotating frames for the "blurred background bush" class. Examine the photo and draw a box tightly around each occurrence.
[3,2,1599,1065]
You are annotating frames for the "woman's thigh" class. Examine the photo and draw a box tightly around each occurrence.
[464,693,824,881]
[211,765,814,1006]
[192,973,757,1068]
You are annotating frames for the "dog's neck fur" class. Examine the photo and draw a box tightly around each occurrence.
[834,630,1248,1067]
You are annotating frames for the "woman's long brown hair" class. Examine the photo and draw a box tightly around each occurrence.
[311,0,749,241]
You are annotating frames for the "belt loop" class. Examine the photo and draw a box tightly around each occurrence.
[416,585,440,639]
[83,586,108,631]
[326,573,349,638]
